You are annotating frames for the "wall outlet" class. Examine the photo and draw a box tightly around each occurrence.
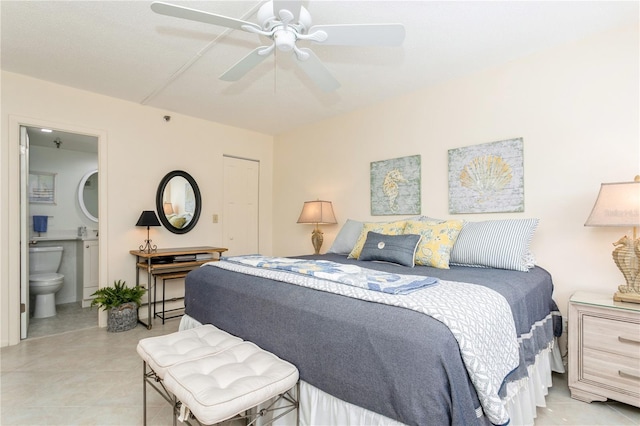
[212,214,218,223]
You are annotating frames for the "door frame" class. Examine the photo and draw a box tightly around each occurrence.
[6,115,108,345]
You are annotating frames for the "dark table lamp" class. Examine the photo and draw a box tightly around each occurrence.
[136,210,161,253]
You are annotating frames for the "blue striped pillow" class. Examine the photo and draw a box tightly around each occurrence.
[449,219,539,271]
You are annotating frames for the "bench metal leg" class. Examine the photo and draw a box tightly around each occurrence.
[143,361,147,426]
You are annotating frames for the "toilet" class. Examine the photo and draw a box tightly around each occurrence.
[29,246,65,318]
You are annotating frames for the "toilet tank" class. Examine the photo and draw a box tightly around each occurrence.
[29,246,64,274]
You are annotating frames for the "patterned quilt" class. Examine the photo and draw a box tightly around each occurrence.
[224,255,438,294]
[209,255,520,425]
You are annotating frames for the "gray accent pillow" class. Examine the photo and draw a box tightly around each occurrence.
[449,218,539,271]
[328,219,364,254]
[359,232,421,267]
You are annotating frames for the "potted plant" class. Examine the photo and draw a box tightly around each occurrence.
[91,280,146,332]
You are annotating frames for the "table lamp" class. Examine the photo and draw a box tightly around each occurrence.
[585,176,640,303]
[136,210,161,253]
[297,200,337,254]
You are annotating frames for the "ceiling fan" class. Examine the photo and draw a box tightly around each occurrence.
[151,1,405,92]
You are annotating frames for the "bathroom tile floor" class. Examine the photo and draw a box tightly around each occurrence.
[27,302,98,339]
[1,319,639,425]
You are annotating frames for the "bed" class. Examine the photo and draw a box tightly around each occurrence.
[180,218,564,426]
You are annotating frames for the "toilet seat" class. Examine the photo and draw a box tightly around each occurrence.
[29,272,64,285]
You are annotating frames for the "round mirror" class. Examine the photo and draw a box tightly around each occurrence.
[156,170,201,234]
[78,170,98,223]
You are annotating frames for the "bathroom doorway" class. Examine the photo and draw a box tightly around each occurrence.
[20,125,100,339]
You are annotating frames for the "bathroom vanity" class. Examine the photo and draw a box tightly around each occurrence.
[77,238,99,307]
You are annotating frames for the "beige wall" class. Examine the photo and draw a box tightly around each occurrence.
[1,71,274,346]
[2,24,637,346]
[273,24,640,317]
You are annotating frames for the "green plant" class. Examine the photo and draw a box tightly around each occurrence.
[90,280,146,310]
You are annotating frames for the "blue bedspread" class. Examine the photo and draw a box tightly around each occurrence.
[184,254,561,426]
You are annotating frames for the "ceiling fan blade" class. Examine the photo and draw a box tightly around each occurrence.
[273,1,302,23]
[308,24,405,46]
[151,2,261,32]
[296,48,340,92]
[220,47,272,81]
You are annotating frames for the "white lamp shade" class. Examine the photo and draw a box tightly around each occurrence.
[297,200,337,224]
[585,180,640,227]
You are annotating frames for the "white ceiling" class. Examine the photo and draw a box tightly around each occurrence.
[26,127,98,154]
[2,1,638,136]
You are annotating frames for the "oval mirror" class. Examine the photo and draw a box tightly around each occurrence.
[156,170,201,234]
[78,170,98,223]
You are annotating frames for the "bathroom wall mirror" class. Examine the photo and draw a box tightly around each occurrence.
[78,170,99,222]
[156,170,201,234]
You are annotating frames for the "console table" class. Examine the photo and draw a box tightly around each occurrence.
[131,246,227,329]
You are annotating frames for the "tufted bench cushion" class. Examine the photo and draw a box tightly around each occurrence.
[163,341,299,425]
[137,324,243,379]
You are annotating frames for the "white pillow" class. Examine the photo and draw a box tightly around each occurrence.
[327,219,364,255]
[449,218,539,272]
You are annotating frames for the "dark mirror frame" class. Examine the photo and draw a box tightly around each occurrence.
[156,170,202,234]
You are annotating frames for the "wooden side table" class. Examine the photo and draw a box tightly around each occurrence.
[568,291,640,407]
[130,246,227,329]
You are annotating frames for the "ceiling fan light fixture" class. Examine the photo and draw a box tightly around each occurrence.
[274,29,296,52]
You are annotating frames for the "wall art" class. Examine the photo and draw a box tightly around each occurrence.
[448,138,524,214]
[371,155,421,216]
[29,171,56,204]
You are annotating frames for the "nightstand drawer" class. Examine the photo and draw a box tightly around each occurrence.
[583,348,640,396]
[583,315,640,359]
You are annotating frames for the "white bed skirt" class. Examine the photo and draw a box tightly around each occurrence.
[179,315,564,426]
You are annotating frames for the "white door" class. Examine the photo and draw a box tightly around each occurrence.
[19,126,29,339]
[223,156,259,256]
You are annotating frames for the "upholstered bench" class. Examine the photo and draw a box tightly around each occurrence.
[164,341,299,425]
[137,325,243,424]
[137,324,299,426]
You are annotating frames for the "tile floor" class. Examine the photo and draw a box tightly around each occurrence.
[1,317,639,426]
[27,302,98,339]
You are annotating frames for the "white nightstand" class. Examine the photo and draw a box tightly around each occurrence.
[568,291,640,407]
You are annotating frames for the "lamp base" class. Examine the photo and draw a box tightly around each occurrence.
[311,228,323,255]
[611,234,640,304]
[139,239,157,254]
[613,289,640,304]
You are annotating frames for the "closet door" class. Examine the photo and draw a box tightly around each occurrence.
[223,156,259,256]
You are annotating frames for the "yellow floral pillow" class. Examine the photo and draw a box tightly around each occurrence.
[404,220,464,268]
[348,220,408,259]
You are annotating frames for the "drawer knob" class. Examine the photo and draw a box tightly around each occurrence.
[618,335,640,345]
